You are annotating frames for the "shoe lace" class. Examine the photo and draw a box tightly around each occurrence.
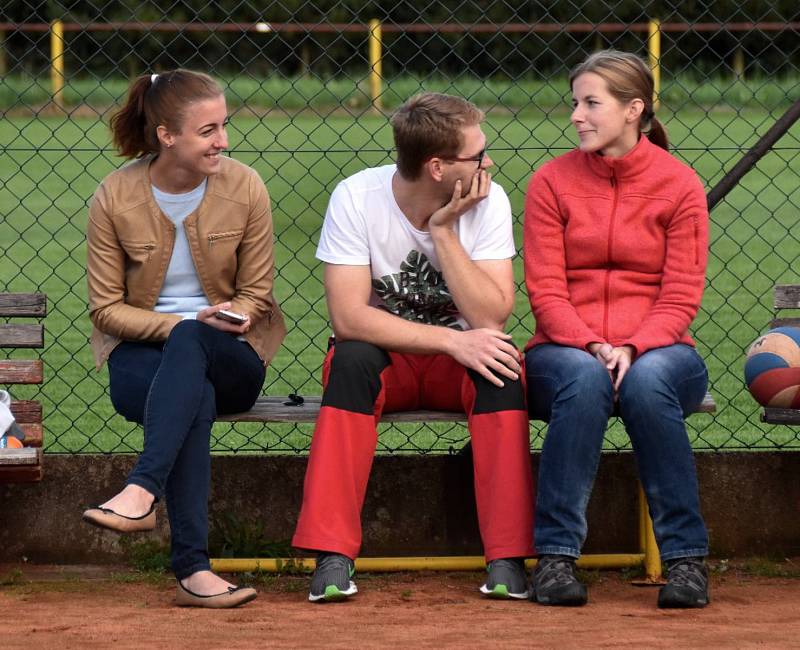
[667,560,705,588]
[539,556,578,585]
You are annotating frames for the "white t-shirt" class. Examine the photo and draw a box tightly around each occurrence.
[316,164,515,331]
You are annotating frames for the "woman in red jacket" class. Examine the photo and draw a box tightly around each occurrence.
[524,50,710,609]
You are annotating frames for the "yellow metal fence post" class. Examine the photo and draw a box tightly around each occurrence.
[368,18,382,112]
[733,46,745,80]
[648,18,661,110]
[50,19,65,110]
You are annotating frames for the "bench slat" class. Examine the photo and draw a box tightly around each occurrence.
[0,293,47,318]
[219,392,716,423]
[218,396,466,423]
[762,407,800,425]
[0,360,43,384]
[0,324,44,348]
[17,423,43,447]
[0,448,43,483]
[0,448,39,465]
[770,317,800,329]
[697,392,717,413]
[774,284,800,309]
[10,400,43,423]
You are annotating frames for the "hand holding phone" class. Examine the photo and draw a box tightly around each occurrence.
[197,302,250,333]
[214,309,248,325]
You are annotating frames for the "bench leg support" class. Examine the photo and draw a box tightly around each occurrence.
[633,482,664,585]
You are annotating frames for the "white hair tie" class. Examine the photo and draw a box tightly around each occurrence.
[150,73,158,84]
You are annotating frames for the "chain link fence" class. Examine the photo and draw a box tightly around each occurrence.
[1,1,799,454]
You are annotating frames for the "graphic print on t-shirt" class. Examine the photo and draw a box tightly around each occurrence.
[371,250,463,330]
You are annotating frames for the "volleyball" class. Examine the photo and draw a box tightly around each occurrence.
[744,326,800,408]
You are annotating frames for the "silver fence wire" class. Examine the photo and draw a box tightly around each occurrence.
[1,1,799,454]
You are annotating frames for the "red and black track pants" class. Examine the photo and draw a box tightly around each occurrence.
[292,340,535,561]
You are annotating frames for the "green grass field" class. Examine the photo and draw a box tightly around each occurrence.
[2,103,799,454]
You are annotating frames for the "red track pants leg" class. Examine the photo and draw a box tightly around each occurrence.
[292,342,416,558]
[425,355,535,561]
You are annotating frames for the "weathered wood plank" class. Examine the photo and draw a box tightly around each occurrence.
[218,396,466,423]
[0,293,47,317]
[0,447,43,483]
[774,284,800,310]
[0,448,39,465]
[0,360,43,384]
[698,392,717,413]
[9,401,42,423]
[0,324,44,348]
[219,392,716,423]
[762,408,800,425]
[17,423,43,447]
[770,317,800,329]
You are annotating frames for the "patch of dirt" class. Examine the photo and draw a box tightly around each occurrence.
[1,565,799,649]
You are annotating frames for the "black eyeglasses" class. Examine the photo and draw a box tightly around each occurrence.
[435,147,487,169]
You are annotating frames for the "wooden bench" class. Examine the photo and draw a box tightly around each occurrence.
[0,293,47,483]
[219,393,716,423]
[762,283,800,425]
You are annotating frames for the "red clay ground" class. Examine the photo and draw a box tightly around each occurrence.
[2,563,800,649]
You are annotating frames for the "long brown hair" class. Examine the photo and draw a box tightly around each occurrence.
[110,69,223,159]
[569,50,668,151]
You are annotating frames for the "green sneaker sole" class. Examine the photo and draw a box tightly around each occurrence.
[480,583,531,600]
[487,585,510,599]
[308,580,358,603]
[324,585,348,601]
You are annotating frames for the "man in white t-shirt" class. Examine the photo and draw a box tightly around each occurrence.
[293,93,534,603]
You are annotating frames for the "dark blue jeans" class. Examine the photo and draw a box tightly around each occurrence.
[107,320,265,579]
[525,343,709,562]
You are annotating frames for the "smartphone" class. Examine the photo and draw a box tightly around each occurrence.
[214,309,248,325]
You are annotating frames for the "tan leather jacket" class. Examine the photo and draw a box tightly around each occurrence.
[86,155,286,369]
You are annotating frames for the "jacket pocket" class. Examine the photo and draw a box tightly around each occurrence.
[119,240,156,262]
[207,230,243,248]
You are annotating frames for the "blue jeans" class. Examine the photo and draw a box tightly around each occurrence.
[525,343,709,562]
[107,320,265,579]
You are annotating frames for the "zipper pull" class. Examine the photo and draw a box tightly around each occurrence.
[610,176,616,188]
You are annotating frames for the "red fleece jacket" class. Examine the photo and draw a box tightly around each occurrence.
[524,135,709,356]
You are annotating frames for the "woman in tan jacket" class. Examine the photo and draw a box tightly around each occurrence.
[82,69,286,608]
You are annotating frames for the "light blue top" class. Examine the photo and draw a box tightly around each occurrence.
[152,180,210,320]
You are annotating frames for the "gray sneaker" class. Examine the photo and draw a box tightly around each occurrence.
[658,557,709,608]
[531,554,588,606]
[308,552,357,603]
[480,558,531,599]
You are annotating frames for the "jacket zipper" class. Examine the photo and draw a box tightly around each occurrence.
[604,174,620,341]
[693,215,699,266]
[125,242,155,261]
[207,231,242,248]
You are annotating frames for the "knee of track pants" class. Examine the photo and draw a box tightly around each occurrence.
[467,368,526,415]
[321,340,391,414]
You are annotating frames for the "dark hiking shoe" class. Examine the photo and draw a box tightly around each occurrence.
[658,557,709,608]
[531,554,588,606]
[308,552,357,603]
[480,558,531,600]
